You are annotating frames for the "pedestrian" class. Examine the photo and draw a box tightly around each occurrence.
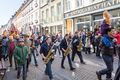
[0,38,3,61]
[8,36,15,67]
[24,34,32,72]
[40,37,54,80]
[113,25,120,66]
[85,32,91,54]
[96,28,115,80]
[60,34,76,71]
[30,35,38,67]
[14,38,28,80]
[71,31,85,64]
[2,35,8,60]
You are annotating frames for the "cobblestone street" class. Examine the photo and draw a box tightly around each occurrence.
[4,51,118,80]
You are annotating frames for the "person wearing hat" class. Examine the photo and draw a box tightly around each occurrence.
[14,38,28,80]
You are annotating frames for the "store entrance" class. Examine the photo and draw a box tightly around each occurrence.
[76,22,90,32]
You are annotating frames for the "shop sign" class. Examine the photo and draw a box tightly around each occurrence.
[65,0,120,18]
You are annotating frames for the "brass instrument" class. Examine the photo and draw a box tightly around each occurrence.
[43,44,55,64]
[64,42,72,57]
[77,39,83,52]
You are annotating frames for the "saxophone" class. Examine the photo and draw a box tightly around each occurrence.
[77,38,83,52]
[43,44,55,64]
[64,42,72,57]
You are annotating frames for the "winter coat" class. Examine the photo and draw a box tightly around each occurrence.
[14,45,28,65]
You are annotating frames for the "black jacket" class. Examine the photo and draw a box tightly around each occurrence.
[40,42,51,57]
[72,36,79,50]
[60,38,68,51]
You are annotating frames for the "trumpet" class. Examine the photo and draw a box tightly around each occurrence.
[43,44,55,64]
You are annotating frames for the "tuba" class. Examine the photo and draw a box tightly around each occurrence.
[64,42,72,57]
[43,44,55,64]
[77,37,83,52]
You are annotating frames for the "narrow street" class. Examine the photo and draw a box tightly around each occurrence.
[4,50,119,80]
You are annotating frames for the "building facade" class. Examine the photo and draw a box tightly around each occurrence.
[11,0,40,35]
[40,0,64,35]
[64,0,120,33]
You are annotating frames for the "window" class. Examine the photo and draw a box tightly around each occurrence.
[76,0,83,7]
[51,6,54,22]
[66,0,71,11]
[35,12,38,20]
[31,14,33,22]
[42,11,44,23]
[57,2,61,21]
[46,9,49,23]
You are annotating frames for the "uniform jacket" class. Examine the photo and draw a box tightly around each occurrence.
[60,38,68,51]
[40,42,50,57]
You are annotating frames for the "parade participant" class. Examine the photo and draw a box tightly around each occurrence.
[24,34,31,72]
[101,10,111,36]
[2,35,8,60]
[14,38,28,80]
[71,31,85,64]
[54,33,62,56]
[8,36,15,67]
[85,32,91,54]
[0,38,2,61]
[30,34,38,67]
[40,37,54,80]
[81,31,86,51]
[113,25,120,66]
[96,28,115,80]
[60,34,75,71]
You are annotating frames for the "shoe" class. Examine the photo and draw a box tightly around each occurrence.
[17,75,20,79]
[35,64,38,67]
[15,67,17,70]
[96,71,102,80]
[70,68,76,71]
[61,66,65,69]
[9,65,12,67]
[81,62,86,64]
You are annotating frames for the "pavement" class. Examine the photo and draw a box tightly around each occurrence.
[3,50,119,80]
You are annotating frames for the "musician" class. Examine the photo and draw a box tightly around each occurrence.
[40,37,54,80]
[60,34,75,71]
[71,31,85,64]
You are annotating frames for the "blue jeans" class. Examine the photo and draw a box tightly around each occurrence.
[45,61,53,79]
[99,54,113,78]
[17,63,27,80]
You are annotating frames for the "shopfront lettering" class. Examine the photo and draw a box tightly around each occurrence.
[65,0,120,18]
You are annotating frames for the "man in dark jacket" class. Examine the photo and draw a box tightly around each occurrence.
[60,34,75,71]
[40,37,54,80]
[71,31,85,64]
